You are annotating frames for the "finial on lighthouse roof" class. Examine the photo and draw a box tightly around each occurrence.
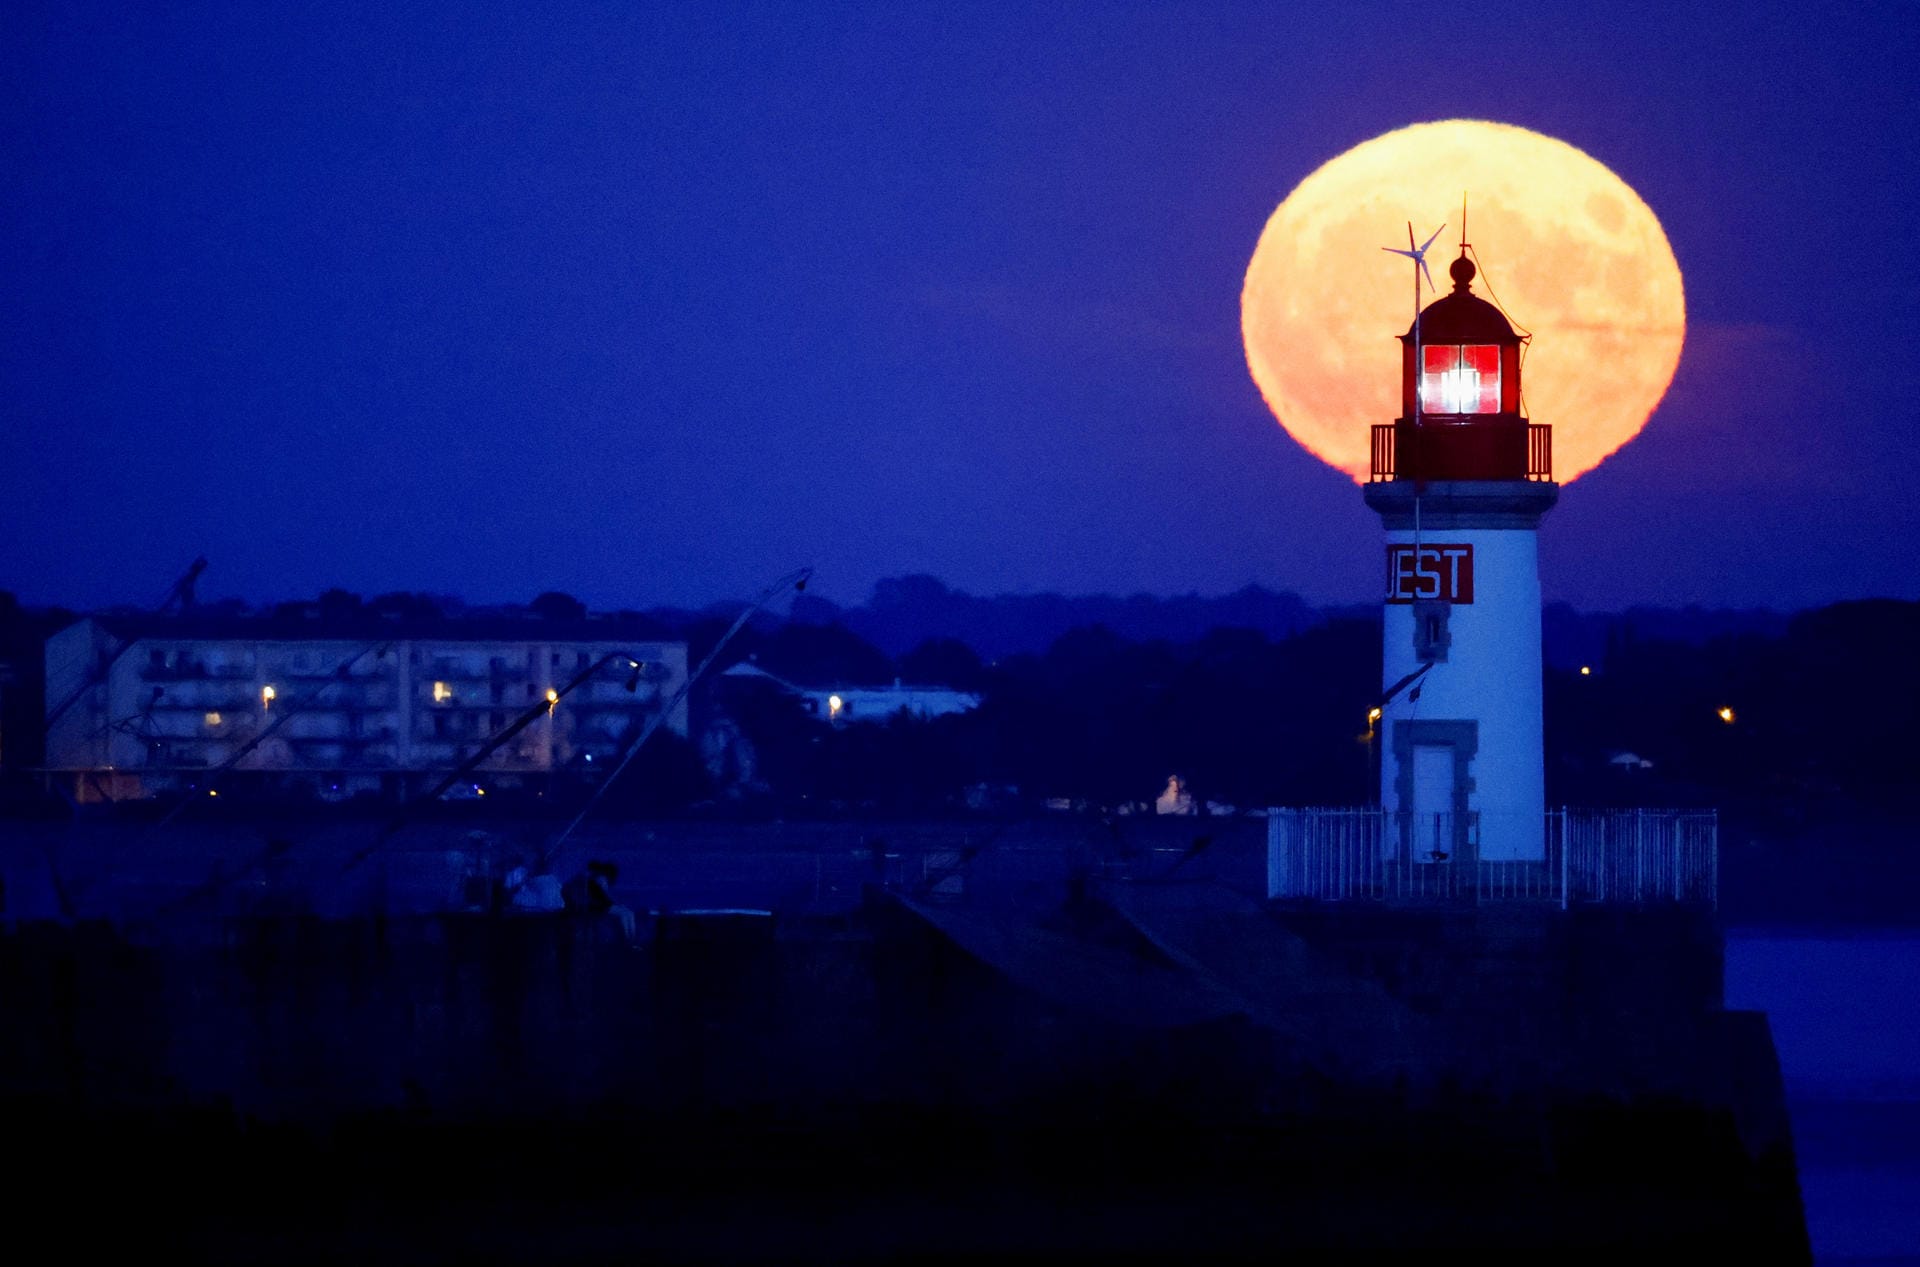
[1449,254,1476,291]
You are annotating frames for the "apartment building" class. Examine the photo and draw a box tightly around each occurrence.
[44,610,688,802]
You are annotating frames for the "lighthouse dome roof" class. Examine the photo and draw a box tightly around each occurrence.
[1399,255,1521,346]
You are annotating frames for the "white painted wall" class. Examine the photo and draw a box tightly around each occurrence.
[1380,526,1545,862]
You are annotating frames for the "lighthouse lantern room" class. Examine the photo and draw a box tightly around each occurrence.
[1380,255,1542,484]
[1365,244,1558,865]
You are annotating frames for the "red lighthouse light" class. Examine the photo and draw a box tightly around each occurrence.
[1421,344,1501,414]
[1374,253,1548,483]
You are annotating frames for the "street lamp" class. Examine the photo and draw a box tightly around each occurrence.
[1366,706,1383,805]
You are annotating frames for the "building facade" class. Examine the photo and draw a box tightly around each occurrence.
[44,613,688,802]
[720,662,980,723]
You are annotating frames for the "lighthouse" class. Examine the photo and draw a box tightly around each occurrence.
[1365,247,1555,865]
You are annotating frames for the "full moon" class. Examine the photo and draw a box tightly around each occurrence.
[1242,120,1685,483]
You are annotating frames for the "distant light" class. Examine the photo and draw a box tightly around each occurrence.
[203,711,223,727]
[433,680,453,703]
[629,660,640,670]
[207,789,218,798]
[828,694,844,718]
[584,753,593,762]
[1579,666,1591,676]
[1718,706,1735,724]
[545,688,559,705]
[476,786,486,797]
[261,684,277,707]
[1366,706,1383,724]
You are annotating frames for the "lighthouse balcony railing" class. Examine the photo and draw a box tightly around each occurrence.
[1265,807,1717,908]
[1368,423,1553,483]
[1527,423,1552,482]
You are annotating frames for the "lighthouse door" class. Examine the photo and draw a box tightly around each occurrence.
[1409,744,1455,863]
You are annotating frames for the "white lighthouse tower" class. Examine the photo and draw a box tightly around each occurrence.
[1365,246,1556,864]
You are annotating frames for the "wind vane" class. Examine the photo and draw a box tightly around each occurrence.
[1383,221,1447,317]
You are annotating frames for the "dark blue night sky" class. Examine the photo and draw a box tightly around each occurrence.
[3,2,1914,613]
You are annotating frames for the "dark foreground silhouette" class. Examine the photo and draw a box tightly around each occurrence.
[1,890,1808,1263]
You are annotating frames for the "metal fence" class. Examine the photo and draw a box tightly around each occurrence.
[1265,807,1717,908]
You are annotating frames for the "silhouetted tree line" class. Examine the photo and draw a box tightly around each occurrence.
[699,616,1378,814]
[695,597,1917,819]
[785,573,1324,661]
[3,585,1912,821]
[1545,599,1918,814]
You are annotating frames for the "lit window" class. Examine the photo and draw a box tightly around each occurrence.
[1420,344,1501,414]
[204,711,223,727]
[433,681,453,703]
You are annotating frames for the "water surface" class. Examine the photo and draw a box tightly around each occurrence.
[1726,933,1920,1264]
